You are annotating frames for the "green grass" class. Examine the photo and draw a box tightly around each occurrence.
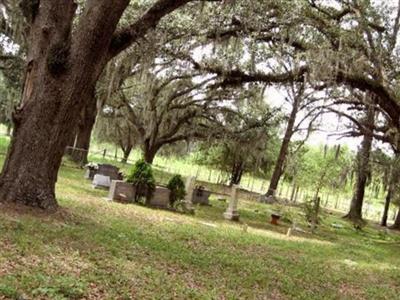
[0,164,400,299]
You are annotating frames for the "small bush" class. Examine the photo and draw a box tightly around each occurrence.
[167,175,186,207]
[127,159,155,203]
[303,196,322,232]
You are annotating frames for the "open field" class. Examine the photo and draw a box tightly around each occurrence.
[0,159,399,299]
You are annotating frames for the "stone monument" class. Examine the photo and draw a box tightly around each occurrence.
[224,185,240,221]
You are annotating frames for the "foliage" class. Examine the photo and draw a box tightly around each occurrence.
[285,144,354,192]
[194,91,281,184]
[303,197,322,233]
[167,174,186,207]
[95,109,138,161]
[126,159,155,203]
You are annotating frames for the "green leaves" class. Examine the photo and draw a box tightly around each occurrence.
[126,159,156,202]
[167,174,186,205]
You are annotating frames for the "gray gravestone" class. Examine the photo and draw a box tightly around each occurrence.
[108,180,136,203]
[147,186,171,208]
[224,185,240,221]
[92,174,111,189]
[184,177,196,213]
[97,164,122,180]
[192,189,211,205]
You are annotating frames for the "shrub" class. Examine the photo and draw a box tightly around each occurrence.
[127,159,155,203]
[167,175,186,207]
[303,196,322,232]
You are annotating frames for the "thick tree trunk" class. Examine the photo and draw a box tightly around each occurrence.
[381,188,392,227]
[229,161,244,186]
[0,1,128,210]
[143,141,159,164]
[121,145,133,163]
[144,150,157,164]
[69,88,97,165]
[344,104,375,222]
[0,0,199,210]
[266,99,298,197]
[391,209,400,230]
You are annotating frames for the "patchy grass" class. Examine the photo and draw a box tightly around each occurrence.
[0,165,399,299]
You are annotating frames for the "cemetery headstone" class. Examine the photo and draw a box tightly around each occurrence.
[224,185,240,221]
[85,163,122,181]
[147,186,171,209]
[108,180,136,203]
[192,186,211,205]
[184,176,196,213]
[97,164,123,180]
[92,174,111,189]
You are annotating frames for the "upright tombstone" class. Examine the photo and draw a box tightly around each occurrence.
[184,176,196,213]
[224,185,240,221]
[92,174,111,189]
[97,164,122,180]
[192,188,211,205]
[108,180,136,203]
[147,186,171,209]
[85,163,122,181]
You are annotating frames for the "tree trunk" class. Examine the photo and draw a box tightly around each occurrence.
[0,1,128,210]
[229,161,244,186]
[121,145,133,163]
[69,87,97,165]
[290,183,297,202]
[381,188,392,227]
[344,104,375,222]
[266,98,298,197]
[143,141,159,164]
[0,0,201,210]
[391,209,400,230]
[6,123,12,136]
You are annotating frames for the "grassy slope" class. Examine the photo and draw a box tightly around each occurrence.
[0,163,399,300]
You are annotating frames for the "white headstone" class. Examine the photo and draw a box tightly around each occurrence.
[184,176,196,213]
[224,185,240,221]
[92,174,111,189]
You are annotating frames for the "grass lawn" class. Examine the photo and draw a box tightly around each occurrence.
[0,156,399,299]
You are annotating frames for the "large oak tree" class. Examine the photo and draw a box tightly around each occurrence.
[0,0,216,210]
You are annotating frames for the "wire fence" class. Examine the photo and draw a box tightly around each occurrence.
[0,130,391,224]
[67,143,393,223]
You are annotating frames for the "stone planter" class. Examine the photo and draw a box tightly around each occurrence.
[108,180,136,203]
[270,213,281,225]
[147,186,171,209]
[192,189,211,205]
